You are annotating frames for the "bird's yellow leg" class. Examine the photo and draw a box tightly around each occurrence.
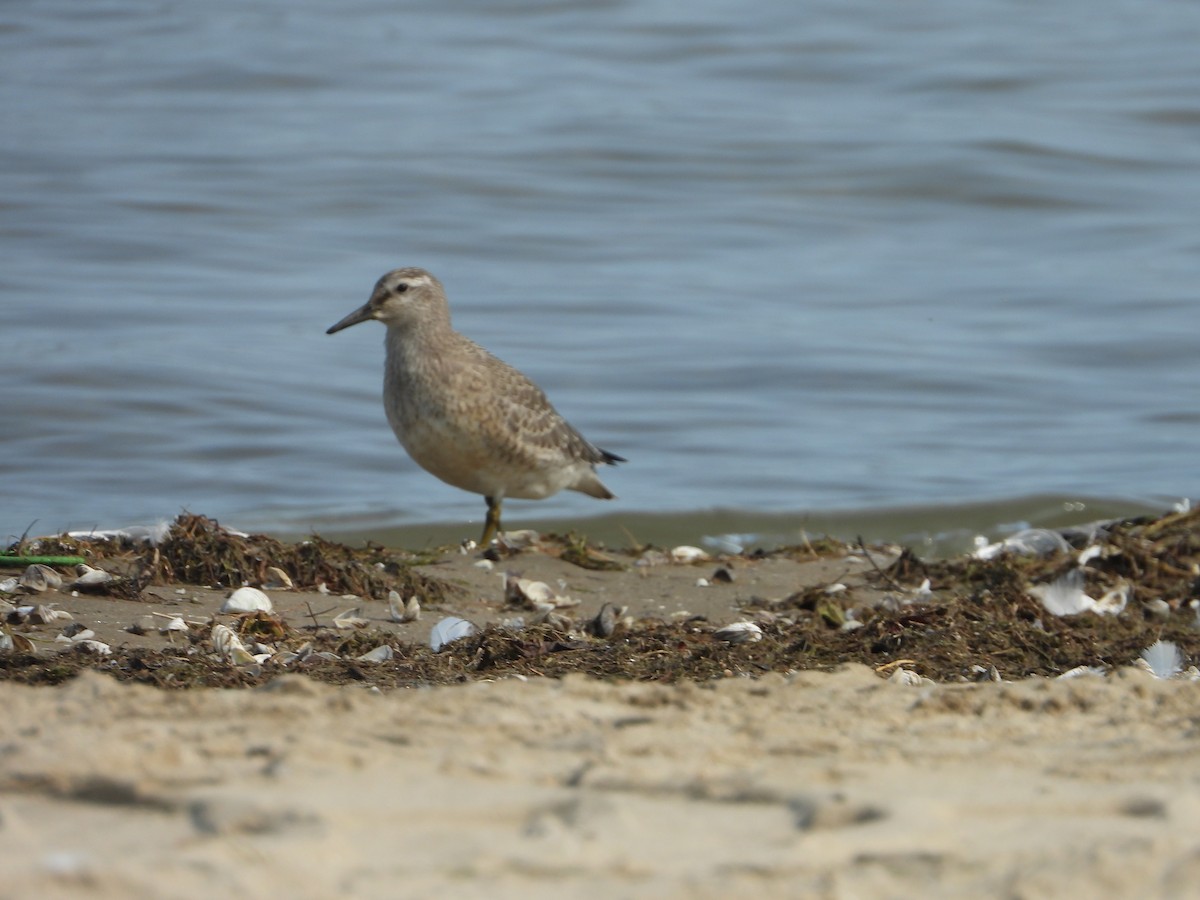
[480,496,502,546]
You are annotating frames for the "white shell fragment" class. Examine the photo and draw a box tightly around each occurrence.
[263,567,294,589]
[0,577,18,593]
[670,545,711,564]
[1029,570,1128,617]
[18,564,62,593]
[1057,665,1107,680]
[356,644,395,663]
[387,591,420,623]
[212,624,258,665]
[973,528,1071,560]
[72,639,112,656]
[504,573,578,609]
[498,529,540,551]
[333,608,368,630]
[1139,640,1184,679]
[888,668,934,686]
[70,564,115,592]
[430,616,476,652]
[221,587,273,614]
[29,604,72,625]
[713,621,763,644]
[159,615,190,634]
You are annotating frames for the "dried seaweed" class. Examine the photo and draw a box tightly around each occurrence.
[145,514,453,602]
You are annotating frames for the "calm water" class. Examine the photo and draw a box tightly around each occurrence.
[3,1,1198,552]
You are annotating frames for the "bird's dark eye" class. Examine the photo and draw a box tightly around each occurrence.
[394,283,408,294]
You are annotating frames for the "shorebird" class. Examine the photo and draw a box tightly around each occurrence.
[327,267,624,545]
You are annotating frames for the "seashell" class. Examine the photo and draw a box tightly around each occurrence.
[221,587,273,614]
[316,582,331,595]
[635,549,670,567]
[2,630,35,653]
[710,567,734,584]
[70,564,114,592]
[1,577,21,594]
[263,567,293,590]
[974,528,1071,560]
[529,607,573,629]
[430,616,476,652]
[713,621,763,644]
[497,529,540,551]
[504,573,578,609]
[29,604,72,625]
[1056,665,1106,680]
[1139,640,1184,679]
[586,602,625,638]
[332,608,368,630]
[695,578,709,588]
[72,639,112,656]
[387,591,420,623]
[1029,570,1094,617]
[212,624,257,665]
[887,667,932,686]
[473,559,494,571]
[18,564,62,593]
[1144,598,1171,621]
[670,546,710,564]
[1094,584,1129,616]
[159,615,190,634]
[356,644,394,663]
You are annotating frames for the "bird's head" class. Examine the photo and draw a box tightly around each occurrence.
[326,267,448,334]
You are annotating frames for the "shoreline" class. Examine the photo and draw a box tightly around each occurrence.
[3,508,1200,896]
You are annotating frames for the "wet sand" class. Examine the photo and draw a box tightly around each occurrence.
[3,516,1200,897]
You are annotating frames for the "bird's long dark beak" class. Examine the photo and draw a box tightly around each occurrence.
[326,302,375,335]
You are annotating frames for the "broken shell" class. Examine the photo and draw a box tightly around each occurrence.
[670,546,710,564]
[586,602,625,638]
[160,615,190,634]
[29,604,72,625]
[72,639,112,655]
[221,586,273,614]
[333,608,368,630]
[212,623,257,665]
[263,567,294,590]
[430,616,476,652]
[1140,639,1184,679]
[713,621,763,644]
[497,529,540,551]
[18,564,62,593]
[0,577,19,593]
[504,573,579,609]
[356,644,395,663]
[70,564,114,592]
[2,630,35,653]
[888,668,933,686]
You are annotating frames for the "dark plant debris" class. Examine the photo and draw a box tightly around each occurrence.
[3,507,1200,689]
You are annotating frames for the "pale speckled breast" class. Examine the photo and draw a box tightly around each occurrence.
[381,331,598,500]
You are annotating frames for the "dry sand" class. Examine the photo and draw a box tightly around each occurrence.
[4,525,1200,898]
[4,665,1200,898]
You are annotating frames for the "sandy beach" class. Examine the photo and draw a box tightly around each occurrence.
[3,511,1200,898]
